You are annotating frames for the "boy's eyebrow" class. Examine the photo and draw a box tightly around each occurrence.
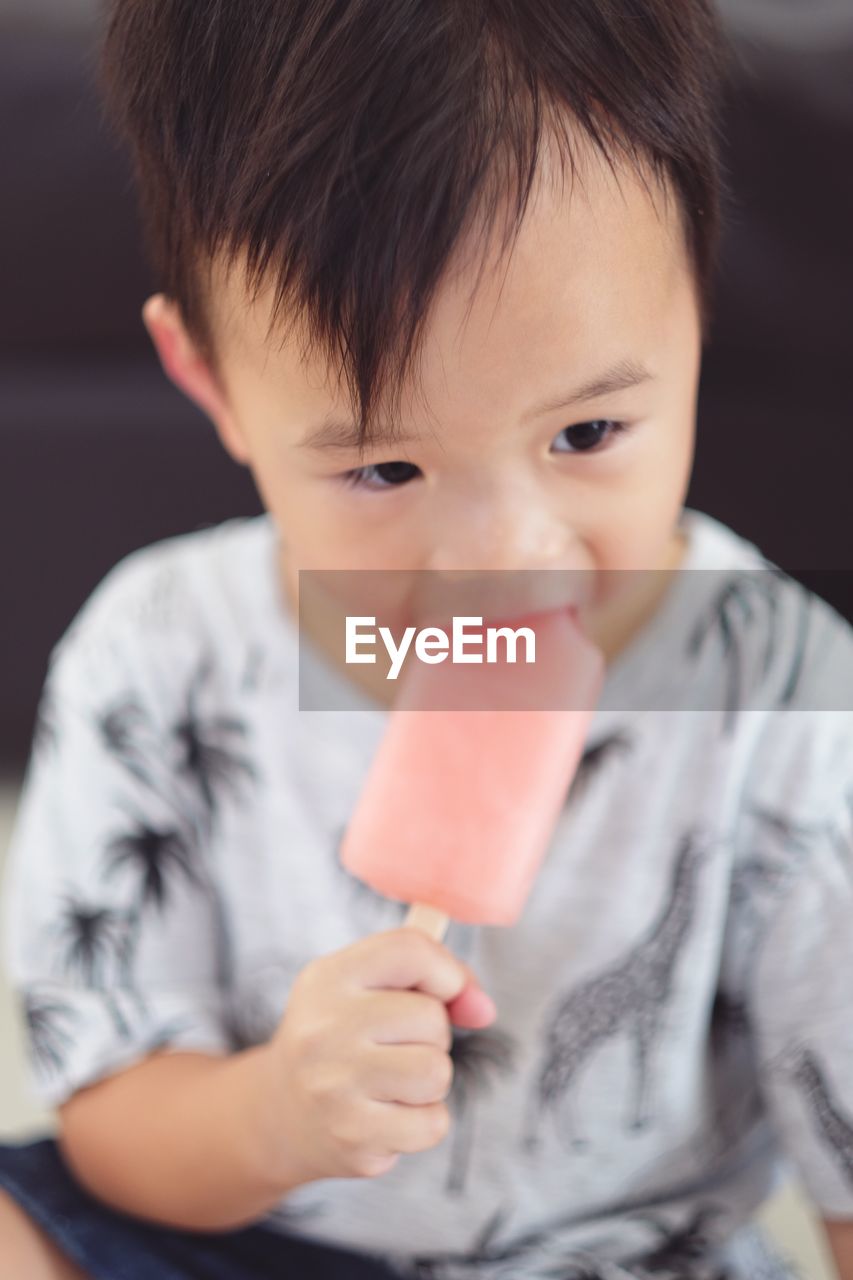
[299,357,654,452]
[521,358,654,422]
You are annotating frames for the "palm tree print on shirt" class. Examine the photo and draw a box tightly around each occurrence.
[687,986,764,1170]
[709,804,813,1028]
[21,978,198,1085]
[49,894,133,1036]
[404,1249,611,1279]
[445,1028,517,1196]
[171,651,260,828]
[399,1204,734,1280]
[96,653,262,988]
[402,1143,753,1280]
[748,801,852,888]
[97,695,158,791]
[400,1206,549,1280]
[523,829,720,1154]
[101,803,236,995]
[565,731,634,806]
[707,798,850,1106]
[617,1205,730,1278]
[37,862,223,1076]
[688,796,849,1170]
[32,649,263,1066]
[686,569,811,735]
[23,991,79,1079]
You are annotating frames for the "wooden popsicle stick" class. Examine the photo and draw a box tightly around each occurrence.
[404,902,450,942]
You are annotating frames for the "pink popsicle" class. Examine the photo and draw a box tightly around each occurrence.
[340,606,605,940]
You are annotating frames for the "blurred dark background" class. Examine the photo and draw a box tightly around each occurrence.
[1,2,851,771]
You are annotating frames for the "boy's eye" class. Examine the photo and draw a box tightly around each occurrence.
[339,419,631,490]
[551,419,629,453]
[341,460,422,491]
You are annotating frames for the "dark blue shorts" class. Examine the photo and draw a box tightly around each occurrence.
[0,1136,402,1278]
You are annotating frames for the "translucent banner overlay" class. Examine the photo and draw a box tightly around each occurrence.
[297,568,853,713]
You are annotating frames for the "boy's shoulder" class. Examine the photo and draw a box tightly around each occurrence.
[684,510,853,814]
[55,514,277,654]
[42,515,286,713]
[607,508,852,725]
[682,508,853,707]
[605,510,853,804]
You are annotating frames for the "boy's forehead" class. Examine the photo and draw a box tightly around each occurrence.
[206,138,689,404]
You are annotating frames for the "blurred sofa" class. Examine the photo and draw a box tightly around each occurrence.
[1,12,851,770]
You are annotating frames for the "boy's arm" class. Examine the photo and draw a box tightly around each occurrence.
[58,1045,309,1232]
[822,1218,853,1280]
[2,566,300,1229]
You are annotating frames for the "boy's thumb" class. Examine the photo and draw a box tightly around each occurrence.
[447,962,497,1028]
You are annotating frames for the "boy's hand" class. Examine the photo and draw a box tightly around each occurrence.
[261,928,496,1186]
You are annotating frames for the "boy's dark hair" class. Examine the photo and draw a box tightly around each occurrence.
[100,1,732,449]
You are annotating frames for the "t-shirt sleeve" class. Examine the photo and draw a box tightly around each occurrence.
[742,714,853,1219]
[1,569,233,1111]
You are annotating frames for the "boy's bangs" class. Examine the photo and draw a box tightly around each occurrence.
[100,0,731,447]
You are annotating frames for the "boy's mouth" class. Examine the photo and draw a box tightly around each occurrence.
[411,571,594,631]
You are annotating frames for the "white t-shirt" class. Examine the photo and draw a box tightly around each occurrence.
[3,506,852,1279]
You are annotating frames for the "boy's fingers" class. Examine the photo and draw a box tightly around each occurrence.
[349,928,468,1005]
[447,962,497,1028]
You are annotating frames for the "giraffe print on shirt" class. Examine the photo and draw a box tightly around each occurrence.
[523,828,721,1154]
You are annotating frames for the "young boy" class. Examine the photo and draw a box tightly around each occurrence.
[1,1,851,1277]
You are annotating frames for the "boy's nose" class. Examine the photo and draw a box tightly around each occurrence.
[426,498,570,575]
[422,495,587,619]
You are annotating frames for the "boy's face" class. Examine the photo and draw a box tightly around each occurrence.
[145,135,701,651]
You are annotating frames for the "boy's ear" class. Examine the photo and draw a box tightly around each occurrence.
[142,294,250,466]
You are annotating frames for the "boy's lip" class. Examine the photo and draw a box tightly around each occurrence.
[400,601,583,636]
[478,601,582,632]
[412,575,594,629]
[408,602,584,633]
